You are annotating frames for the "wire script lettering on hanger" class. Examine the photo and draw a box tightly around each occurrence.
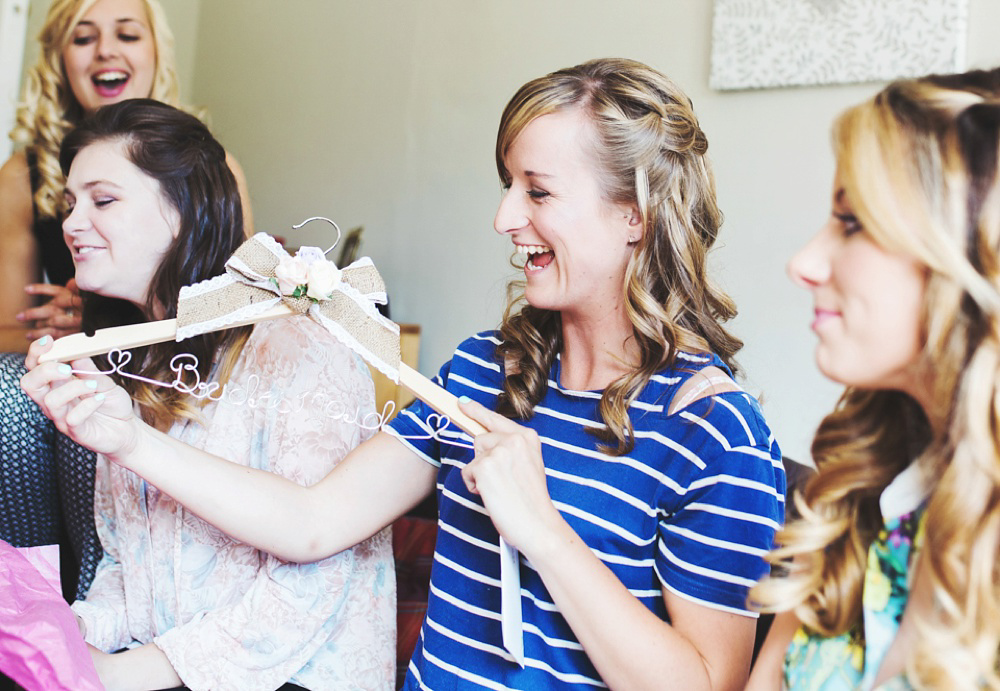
[75,349,473,449]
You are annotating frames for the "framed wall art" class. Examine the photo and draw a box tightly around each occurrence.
[710,0,968,90]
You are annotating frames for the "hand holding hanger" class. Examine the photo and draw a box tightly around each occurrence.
[28,218,526,663]
[22,343,137,459]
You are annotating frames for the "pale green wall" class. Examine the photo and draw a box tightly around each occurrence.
[18,0,1000,461]
[188,0,1000,462]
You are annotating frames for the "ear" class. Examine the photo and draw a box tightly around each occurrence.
[622,205,642,245]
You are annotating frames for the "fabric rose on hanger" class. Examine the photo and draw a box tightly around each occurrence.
[272,245,341,302]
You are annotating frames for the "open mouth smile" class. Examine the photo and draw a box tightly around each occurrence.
[91,70,130,98]
[516,244,554,272]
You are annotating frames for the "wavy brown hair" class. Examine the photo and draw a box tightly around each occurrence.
[60,99,249,426]
[753,68,1000,689]
[10,0,181,220]
[494,58,741,454]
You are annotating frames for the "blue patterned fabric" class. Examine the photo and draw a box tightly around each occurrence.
[0,352,101,601]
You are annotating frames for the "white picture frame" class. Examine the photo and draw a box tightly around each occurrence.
[710,0,968,91]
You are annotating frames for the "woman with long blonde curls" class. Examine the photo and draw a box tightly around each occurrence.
[23,58,784,689]
[494,59,744,454]
[2,0,185,349]
[748,67,1000,690]
[0,0,251,602]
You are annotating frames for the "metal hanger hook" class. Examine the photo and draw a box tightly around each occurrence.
[291,216,342,256]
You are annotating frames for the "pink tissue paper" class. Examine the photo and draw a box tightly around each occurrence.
[0,541,102,690]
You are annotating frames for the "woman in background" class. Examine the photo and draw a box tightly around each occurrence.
[0,0,250,600]
[40,98,393,690]
[748,68,1000,689]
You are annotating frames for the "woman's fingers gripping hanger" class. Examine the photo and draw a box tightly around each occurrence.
[20,356,97,429]
[459,396,522,449]
[456,396,500,494]
[21,337,136,456]
[457,396,556,552]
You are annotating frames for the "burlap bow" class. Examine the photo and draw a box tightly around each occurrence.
[176,232,401,381]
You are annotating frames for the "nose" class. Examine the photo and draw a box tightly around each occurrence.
[62,201,89,241]
[787,219,835,290]
[96,32,119,59]
[493,185,529,236]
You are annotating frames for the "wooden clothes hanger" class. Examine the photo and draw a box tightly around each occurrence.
[39,302,483,437]
[40,221,485,437]
[38,223,524,664]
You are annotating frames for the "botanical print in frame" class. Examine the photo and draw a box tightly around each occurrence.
[710,0,968,90]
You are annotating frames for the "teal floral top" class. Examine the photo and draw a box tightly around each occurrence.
[782,463,930,691]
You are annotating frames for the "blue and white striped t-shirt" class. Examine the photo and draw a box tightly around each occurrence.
[387,332,785,689]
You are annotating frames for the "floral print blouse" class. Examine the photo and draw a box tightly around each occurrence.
[782,462,930,691]
[72,317,396,690]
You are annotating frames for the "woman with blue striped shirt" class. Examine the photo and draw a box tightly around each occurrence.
[24,58,784,690]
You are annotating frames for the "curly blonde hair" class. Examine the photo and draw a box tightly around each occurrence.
[494,58,741,454]
[753,68,1000,689]
[10,0,180,220]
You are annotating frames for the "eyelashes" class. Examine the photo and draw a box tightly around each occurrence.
[70,32,142,46]
[63,196,116,212]
[833,212,863,236]
[499,182,550,201]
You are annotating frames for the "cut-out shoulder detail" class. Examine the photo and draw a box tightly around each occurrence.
[668,366,742,414]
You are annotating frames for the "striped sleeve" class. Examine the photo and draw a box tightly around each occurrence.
[653,393,785,616]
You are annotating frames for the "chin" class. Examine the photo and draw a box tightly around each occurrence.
[814,349,852,387]
[816,360,889,392]
[523,288,563,313]
[73,279,97,294]
[73,271,104,294]
[78,283,124,303]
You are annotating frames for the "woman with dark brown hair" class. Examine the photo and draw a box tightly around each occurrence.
[33,98,393,690]
[0,0,251,601]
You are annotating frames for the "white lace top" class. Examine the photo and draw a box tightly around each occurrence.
[72,316,395,690]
